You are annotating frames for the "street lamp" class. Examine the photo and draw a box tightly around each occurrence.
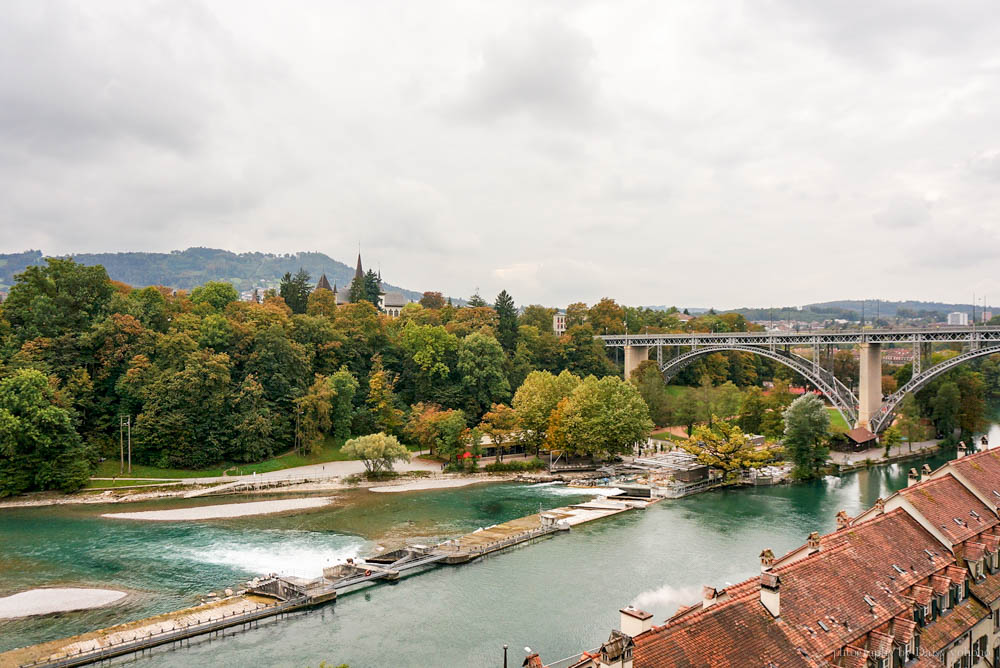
[503,644,508,668]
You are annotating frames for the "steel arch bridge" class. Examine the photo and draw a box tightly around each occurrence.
[599,326,1000,432]
[870,345,1000,432]
[658,344,859,429]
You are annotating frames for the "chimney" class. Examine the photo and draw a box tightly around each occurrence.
[522,653,543,668]
[807,531,821,552]
[874,497,885,514]
[958,441,968,458]
[619,606,653,636]
[760,548,775,572]
[836,510,852,529]
[760,572,780,618]
[922,464,932,476]
[907,468,920,487]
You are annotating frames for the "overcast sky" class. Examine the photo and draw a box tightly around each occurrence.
[3,1,999,309]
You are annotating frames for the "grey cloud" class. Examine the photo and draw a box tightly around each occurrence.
[451,19,601,127]
[872,196,932,229]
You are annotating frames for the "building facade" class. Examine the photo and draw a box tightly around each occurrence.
[948,312,970,326]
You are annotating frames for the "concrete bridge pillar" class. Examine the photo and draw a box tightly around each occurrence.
[856,343,882,430]
[624,345,649,380]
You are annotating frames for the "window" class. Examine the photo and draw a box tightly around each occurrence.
[973,636,987,664]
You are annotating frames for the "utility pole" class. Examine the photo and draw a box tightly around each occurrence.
[119,415,131,475]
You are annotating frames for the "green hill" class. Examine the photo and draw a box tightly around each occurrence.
[0,248,425,300]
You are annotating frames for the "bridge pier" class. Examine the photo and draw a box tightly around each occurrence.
[624,345,649,380]
[857,343,882,430]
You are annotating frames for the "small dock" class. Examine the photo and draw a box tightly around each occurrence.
[9,492,658,668]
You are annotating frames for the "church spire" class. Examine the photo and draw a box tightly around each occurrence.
[354,252,364,281]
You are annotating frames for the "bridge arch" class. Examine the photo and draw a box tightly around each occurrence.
[660,345,858,429]
[870,344,1000,432]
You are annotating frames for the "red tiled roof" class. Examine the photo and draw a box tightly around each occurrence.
[846,427,877,444]
[963,542,986,562]
[918,597,989,653]
[866,630,893,657]
[947,449,1000,501]
[945,565,968,584]
[930,575,950,595]
[981,533,1000,552]
[632,588,816,668]
[900,474,998,544]
[891,616,916,644]
[910,585,932,606]
[969,565,1000,603]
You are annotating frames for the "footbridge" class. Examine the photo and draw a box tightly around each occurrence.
[600,327,1000,433]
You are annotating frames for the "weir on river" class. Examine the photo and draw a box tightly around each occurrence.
[5,493,659,668]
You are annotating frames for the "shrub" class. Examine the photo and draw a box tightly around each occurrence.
[484,458,546,473]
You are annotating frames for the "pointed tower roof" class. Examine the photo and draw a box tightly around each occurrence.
[354,253,364,281]
[315,273,333,292]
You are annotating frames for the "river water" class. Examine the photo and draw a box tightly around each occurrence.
[2,430,997,668]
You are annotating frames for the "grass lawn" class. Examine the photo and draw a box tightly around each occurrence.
[92,460,226,479]
[84,478,182,489]
[827,407,850,433]
[90,436,425,480]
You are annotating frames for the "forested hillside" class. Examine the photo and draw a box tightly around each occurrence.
[0,248,423,299]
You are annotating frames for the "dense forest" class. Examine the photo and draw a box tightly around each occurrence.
[0,248,423,298]
[0,259,657,496]
[1,258,996,496]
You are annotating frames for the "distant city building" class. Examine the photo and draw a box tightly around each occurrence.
[0,290,7,304]
[947,311,969,326]
[882,347,914,366]
[984,310,994,323]
[553,311,567,336]
[675,313,693,323]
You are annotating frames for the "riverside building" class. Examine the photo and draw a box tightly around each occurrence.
[541,447,1000,668]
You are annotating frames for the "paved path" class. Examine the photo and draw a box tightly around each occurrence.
[93,452,439,485]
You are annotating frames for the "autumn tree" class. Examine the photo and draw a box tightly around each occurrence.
[551,376,653,457]
[588,298,626,335]
[343,433,410,476]
[419,291,446,309]
[457,331,510,416]
[681,420,772,481]
[519,305,556,334]
[479,403,520,461]
[3,258,113,341]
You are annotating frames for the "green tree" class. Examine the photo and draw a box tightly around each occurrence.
[0,369,90,496]
[467,291,488,307]
[493,290,518,354]
[400,324,459,401]
[191,281,240,313]
[512,370,581,455]
[295,375,335,454]
[328,368,359,441]
[782,394,830,479]
[557,376,653,457]
[739,386,766,434]
[519,305,556,334]
[882,425,902,458]
[367,355,403,434]
[630,360,671,426]
[4,258,114,340]
[457,332,511,416]
[342,433,411,476]
[134,351,233,468]
[897,393,923,452]
[931,381,961,440]
[681,420,772,481]
[957,372,987,441]
[278,269,312,314]
[230,375,275,462]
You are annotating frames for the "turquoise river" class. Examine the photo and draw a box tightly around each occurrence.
[4,430,999,667]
